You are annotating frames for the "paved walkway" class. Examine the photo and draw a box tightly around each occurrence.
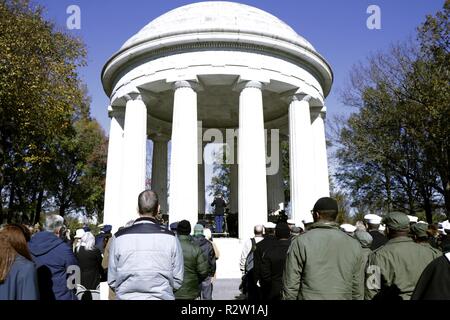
[212,279,244,300]
[214,238,244,279]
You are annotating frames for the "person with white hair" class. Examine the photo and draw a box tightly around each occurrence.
[75,232,104,290]
[28,214,79,300]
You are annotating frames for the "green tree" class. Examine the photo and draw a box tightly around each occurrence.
[0,0,107,224]
[335,2,449,221]
[207,145,231,203]
[45,118,107,220]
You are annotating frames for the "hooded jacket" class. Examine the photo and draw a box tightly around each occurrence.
[29,231,79,300]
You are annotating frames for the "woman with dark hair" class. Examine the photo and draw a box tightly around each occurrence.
[1,224,33,260]
[0,231,39,300]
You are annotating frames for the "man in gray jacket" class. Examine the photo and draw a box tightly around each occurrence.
[108,190,184,300]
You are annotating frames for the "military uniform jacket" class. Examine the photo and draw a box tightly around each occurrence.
[281,222,363,300]
[366,236,441,300]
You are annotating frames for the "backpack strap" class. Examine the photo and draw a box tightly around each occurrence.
[251,238,257,252]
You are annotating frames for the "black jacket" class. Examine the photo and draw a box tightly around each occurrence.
[253,236,276,285]
[411,254,450,300]
[260,239,291,300]
[211,198,227,216]
[75,246,104,290]
[369,230,388,250]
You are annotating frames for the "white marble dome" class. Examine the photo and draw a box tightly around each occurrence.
[121,1,316,52]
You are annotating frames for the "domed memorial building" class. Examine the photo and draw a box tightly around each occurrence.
[102,1,333,240]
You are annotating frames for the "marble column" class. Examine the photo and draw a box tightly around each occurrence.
[289,94,314,226]
[229,140,238,214]
[103,107,124,233]
[238,81,268,240]
[121,95,148,226]
[312,111,330,200]
[169,81,198,230]
[267,141,285,212]
[151,138,168,213]
[198,141,206,215]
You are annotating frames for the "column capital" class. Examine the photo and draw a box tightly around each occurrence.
[233,80,264,92]
[107,105,125,119]
[281,89,320,105]
[124,92,143,102]
[150,134,169,143]
[291,93,312,103]
[311,106,327,120]
[243,80,263,90]
[172,80,203,92]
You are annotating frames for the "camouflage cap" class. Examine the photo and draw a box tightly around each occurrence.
[411,222,428,238]
[382,212,410,231]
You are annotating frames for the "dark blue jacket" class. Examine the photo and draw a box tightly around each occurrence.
[29,231,79,300]
[0,255,39,300]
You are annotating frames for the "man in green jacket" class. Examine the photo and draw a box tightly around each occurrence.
[365,212,441,300]
[281,197,363,300]
[175,220,210,300]
[410,222,442,257]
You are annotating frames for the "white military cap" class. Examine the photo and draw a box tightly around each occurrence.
[407,215,419,223]
[340,224,357,233]
[364,214,382,224]
[441,220,450,231]
[264,222,276,229]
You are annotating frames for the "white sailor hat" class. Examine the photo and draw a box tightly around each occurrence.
[407,215,419,223]
[441,220,450,231]
[364,214,382,224]
[340,224,357,233]
[287,219,295,225]
[264,222,276,229]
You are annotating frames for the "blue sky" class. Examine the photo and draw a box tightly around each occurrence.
[35,0,444,208]
[36,0,444,131]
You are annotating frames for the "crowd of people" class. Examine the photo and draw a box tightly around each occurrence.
[1,190,449,300]
[240,198,450,300]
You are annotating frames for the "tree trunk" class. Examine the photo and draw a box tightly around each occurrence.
[7,185,15,223]
[444,186,450,221]
[0,185,3,224]
[59,203,66,217]
[33,190,44,225]
[423,194,433,224]
[384,170,392,212]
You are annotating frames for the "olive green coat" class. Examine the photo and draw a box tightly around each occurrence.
[365,236,441,300]
[175,235,210,300]
[357,247,372,299]
[419,242,442,257]
[281,222,363,300]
